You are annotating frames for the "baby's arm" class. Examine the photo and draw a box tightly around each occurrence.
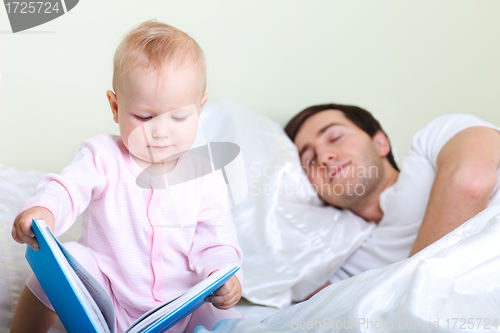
[188,211,243,286]
[188,173,244,309]
[12,138,108,242]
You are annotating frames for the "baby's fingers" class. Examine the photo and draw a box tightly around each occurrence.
[212,283,231,296]
[11,225,21,243]
[19,217,35,238]
[207,291,240,310]
[13,219,38,250]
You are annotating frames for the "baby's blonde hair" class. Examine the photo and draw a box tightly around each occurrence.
[112,20,206,94]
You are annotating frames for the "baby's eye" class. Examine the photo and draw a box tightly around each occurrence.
[135,115,152,121]
[172,117,186,122]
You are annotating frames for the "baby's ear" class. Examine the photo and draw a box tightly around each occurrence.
[106,90,119,123]
[199,94,209,113]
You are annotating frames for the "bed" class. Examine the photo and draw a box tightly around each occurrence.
[3,100,498,333]
[0,100,373,331]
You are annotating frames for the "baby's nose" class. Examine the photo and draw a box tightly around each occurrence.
[151,115,171,138]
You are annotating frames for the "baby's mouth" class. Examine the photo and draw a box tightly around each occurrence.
[149,145,170,149]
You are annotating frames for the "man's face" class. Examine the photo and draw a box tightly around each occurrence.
[294,110,387,208]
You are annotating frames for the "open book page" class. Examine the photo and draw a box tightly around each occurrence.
[57,238,116,332]
[126,265,239,333]
[33,220,112,333]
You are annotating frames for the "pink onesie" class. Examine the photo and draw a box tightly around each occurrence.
[21,134,245,333]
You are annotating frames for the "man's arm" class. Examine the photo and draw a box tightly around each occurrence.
[409,126,500,256]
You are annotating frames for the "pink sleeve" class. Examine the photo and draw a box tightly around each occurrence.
[188,171,243,283]
[19,139,108,236]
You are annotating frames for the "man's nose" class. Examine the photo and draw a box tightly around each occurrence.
[317,147,338,167]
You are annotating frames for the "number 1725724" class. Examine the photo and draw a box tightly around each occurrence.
[5,2,60,14]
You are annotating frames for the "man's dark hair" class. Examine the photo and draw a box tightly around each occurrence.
[284,103,399,172]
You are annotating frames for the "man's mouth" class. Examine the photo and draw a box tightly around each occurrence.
[329,161,352,181]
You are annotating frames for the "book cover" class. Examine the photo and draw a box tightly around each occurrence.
[26,218,239,333]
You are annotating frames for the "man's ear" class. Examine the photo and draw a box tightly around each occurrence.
[107,90,119,124]
[198,94,209,114]
[373,130,391,157]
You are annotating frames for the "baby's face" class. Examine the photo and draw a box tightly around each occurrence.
[109,65,207,167]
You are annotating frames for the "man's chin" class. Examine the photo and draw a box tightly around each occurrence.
[322,198,344,210]
[317,185,365,208]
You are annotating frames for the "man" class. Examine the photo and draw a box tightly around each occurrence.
[284,103,500,296]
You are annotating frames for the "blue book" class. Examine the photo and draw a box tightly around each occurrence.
[25,218,240,333]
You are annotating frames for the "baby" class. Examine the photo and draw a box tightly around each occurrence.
[11,21,244,333]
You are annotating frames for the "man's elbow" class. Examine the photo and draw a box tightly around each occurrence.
[450,167,497,201]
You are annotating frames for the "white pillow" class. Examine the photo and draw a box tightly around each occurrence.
[200,100,375,308]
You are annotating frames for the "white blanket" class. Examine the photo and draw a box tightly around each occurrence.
[196,201,500,332]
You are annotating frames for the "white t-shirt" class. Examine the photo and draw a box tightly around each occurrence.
[330,114,500,284]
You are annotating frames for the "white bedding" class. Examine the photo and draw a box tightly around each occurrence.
[197,202,500,332]
[3,100,500,332]
[0,100,374,331]
[0,164,84,332]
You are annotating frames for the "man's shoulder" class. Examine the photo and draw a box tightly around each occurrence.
[409,114,499,165]
[415,113,497,138]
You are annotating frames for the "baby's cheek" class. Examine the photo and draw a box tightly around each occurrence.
[127,126,147,153]
[178,122,199,149]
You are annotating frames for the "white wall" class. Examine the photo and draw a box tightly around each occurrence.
[1,0,500,173]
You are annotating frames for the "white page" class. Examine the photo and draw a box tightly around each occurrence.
[37,220,111,333]
[58,240,116,333]
[126,265,237,333]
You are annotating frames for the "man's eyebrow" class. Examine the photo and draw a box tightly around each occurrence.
[318,123,341,135]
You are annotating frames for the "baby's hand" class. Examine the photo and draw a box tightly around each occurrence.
[12,207,55,251]
[206,274,241,310]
